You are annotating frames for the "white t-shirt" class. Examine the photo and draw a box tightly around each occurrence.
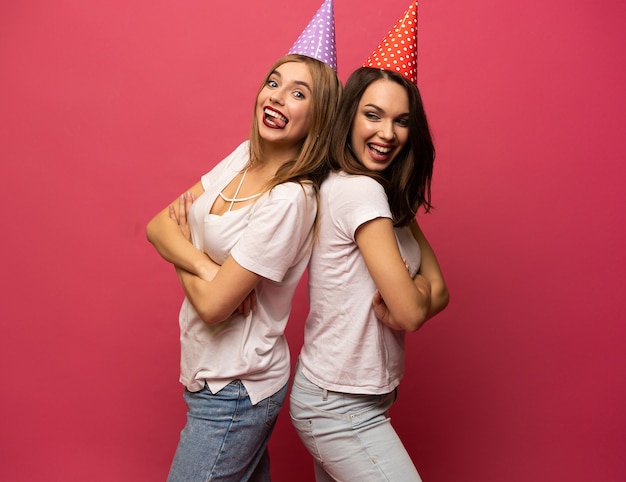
[299,171,421,395]
[179,141,317,404]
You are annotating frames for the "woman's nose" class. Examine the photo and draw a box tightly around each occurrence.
[270,89,285,105]
[379,121,396,140]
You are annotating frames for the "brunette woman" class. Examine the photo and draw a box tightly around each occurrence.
[290,66,449,481]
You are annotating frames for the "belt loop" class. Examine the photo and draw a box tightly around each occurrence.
[322,389,328,401]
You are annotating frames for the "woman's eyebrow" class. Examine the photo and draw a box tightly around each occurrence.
[363,103,409,118]
[363,103,384,112]
[292,80,312,93]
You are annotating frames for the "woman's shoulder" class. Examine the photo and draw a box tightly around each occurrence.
[222,140,250,169]
[250,182,317,230]
[323,170,385,195]
[268,180,316,203]
[201,141,249,186]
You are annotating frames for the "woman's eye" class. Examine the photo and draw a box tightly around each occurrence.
[396,118,409,127]
[267,80,278,88]
[365,112,380,120]
[293,91,306,99]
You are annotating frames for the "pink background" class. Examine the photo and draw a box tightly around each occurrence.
[1,1,625,480]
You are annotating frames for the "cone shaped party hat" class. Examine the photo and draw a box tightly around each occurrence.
[287,0,337,72]
[363,1,418,83]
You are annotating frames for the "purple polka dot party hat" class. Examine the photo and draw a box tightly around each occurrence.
[363,0,418,84]
[287,0,337,72]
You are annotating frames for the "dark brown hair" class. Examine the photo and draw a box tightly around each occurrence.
[328,67,435,226]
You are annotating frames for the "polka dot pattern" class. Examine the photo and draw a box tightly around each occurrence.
[363,1,418,84]
[288,0,337,72]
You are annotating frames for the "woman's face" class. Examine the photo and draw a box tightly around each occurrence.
[256,61,313,147]
[349,78,410,172]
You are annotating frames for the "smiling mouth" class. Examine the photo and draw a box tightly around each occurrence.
[368,143,392,155]
[367,143,396,162]
[263,108,288,129]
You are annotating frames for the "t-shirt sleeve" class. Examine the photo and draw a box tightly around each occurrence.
[200,141,249,191]
[331,174,392,241]
[230,183,317,282]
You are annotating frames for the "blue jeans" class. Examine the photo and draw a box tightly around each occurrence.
[167,380,288,482]
[289,365,422,482]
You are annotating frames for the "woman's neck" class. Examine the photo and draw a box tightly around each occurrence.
[256,140,301,172]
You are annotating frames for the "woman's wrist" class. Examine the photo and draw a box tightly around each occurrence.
[194,254,219,282]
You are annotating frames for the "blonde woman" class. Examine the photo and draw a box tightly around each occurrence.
[147,53,341,481]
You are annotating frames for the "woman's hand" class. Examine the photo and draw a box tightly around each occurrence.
[168,191,195,242]
[372,290,402,330]
[235,289,257,317]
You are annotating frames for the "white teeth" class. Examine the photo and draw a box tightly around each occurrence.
[369,144,392,154]
[264,108,287,123]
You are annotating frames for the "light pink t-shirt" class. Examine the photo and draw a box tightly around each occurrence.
[299,171,421,395]
[179,141,317,404]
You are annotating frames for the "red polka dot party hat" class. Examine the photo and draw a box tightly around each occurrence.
[363,0,418,84]
[287,0,337,72]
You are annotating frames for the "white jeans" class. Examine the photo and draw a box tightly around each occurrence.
[289,364,422,482]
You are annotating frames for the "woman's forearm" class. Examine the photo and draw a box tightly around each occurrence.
[176,256,261,325]
[176,267,228,325]
[414,273,448,321]
[358,218,432,332]
[410,220,450,320]
[147,213,219,279]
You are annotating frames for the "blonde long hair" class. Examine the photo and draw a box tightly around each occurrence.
[248,54,342,192]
